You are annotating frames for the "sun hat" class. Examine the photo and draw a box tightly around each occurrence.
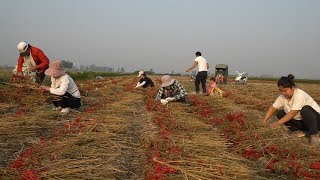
[17,41,29,53]
[161,75,175,87]
[138,71,145,77]
[45,60,66,77]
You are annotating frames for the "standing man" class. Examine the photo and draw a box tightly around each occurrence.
[16,41,50,84]
[186,51,209,94]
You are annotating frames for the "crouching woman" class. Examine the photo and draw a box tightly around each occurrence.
[262,74,320,146]
[40,60,81,115]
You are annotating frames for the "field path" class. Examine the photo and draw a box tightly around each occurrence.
[109,89,156,179]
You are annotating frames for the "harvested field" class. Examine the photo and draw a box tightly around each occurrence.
[1,73,320,179]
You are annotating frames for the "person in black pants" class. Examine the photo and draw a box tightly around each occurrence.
[186,51,209,94]
[40,60,81,115]
[263,74,320,146]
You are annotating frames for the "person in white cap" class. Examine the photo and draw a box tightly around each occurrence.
[186,51,209,94]
[135,71,154,88]
[156,75,188,105]
[40,60,81,115]
[16,41,50,84]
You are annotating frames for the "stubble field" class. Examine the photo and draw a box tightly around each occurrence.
[1,69,320,179]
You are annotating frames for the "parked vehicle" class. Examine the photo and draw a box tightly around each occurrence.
[235,71,248,84]
[215,64,228,84]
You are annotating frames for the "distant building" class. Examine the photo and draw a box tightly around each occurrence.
[79,64,113,72]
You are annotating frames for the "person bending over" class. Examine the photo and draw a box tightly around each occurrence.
[15,41,49,84]
[135,71,154,88]
[263,74,320,146]
[156,75,187,105]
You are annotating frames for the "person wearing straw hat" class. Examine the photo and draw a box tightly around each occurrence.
[15,41,50,84]
[156,75,188,105]
[262,74,320,146]
[135,71,154,88]
[186,51,209,94]
[40,60,81,115]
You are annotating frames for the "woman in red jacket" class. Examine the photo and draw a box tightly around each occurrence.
[16,41,50,84]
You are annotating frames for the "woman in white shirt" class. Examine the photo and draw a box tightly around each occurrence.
[40,60,81,115]
[263,74,320,146]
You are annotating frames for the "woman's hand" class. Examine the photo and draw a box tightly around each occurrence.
[262,119,268,125]
[165,97,175,102]
[29,65,37,72]
[160,99,168,105]
[262,106,277,125]
[39,85,50,91]
[270,121,281,129]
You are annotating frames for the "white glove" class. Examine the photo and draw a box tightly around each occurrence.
[160,99,169,105]
[165,97,175,102]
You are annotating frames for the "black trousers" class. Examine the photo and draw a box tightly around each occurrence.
[276,106,320,135]
[35,72,46,84]
[52,92,81,109]
[195,71,207,93]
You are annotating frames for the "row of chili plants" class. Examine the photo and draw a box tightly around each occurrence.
[144,88,180,179]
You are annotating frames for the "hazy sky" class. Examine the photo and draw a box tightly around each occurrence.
[1,0,320,79]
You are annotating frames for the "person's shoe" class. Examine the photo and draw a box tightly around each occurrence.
[60,108,70,115]
[52,106,62,111]
[288,130,305,138]
[310,134,320,146]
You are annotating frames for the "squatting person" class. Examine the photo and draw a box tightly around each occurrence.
[262,74,320,146]
[40,60,81,115]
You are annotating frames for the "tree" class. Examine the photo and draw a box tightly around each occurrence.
[62,60,73,69]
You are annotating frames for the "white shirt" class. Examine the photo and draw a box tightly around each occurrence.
[273,88,320,120]
[50,74,81,98]
[194,56,208,72]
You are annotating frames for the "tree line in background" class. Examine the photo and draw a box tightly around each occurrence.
[61,60,126,73]
[61,60,73,69]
